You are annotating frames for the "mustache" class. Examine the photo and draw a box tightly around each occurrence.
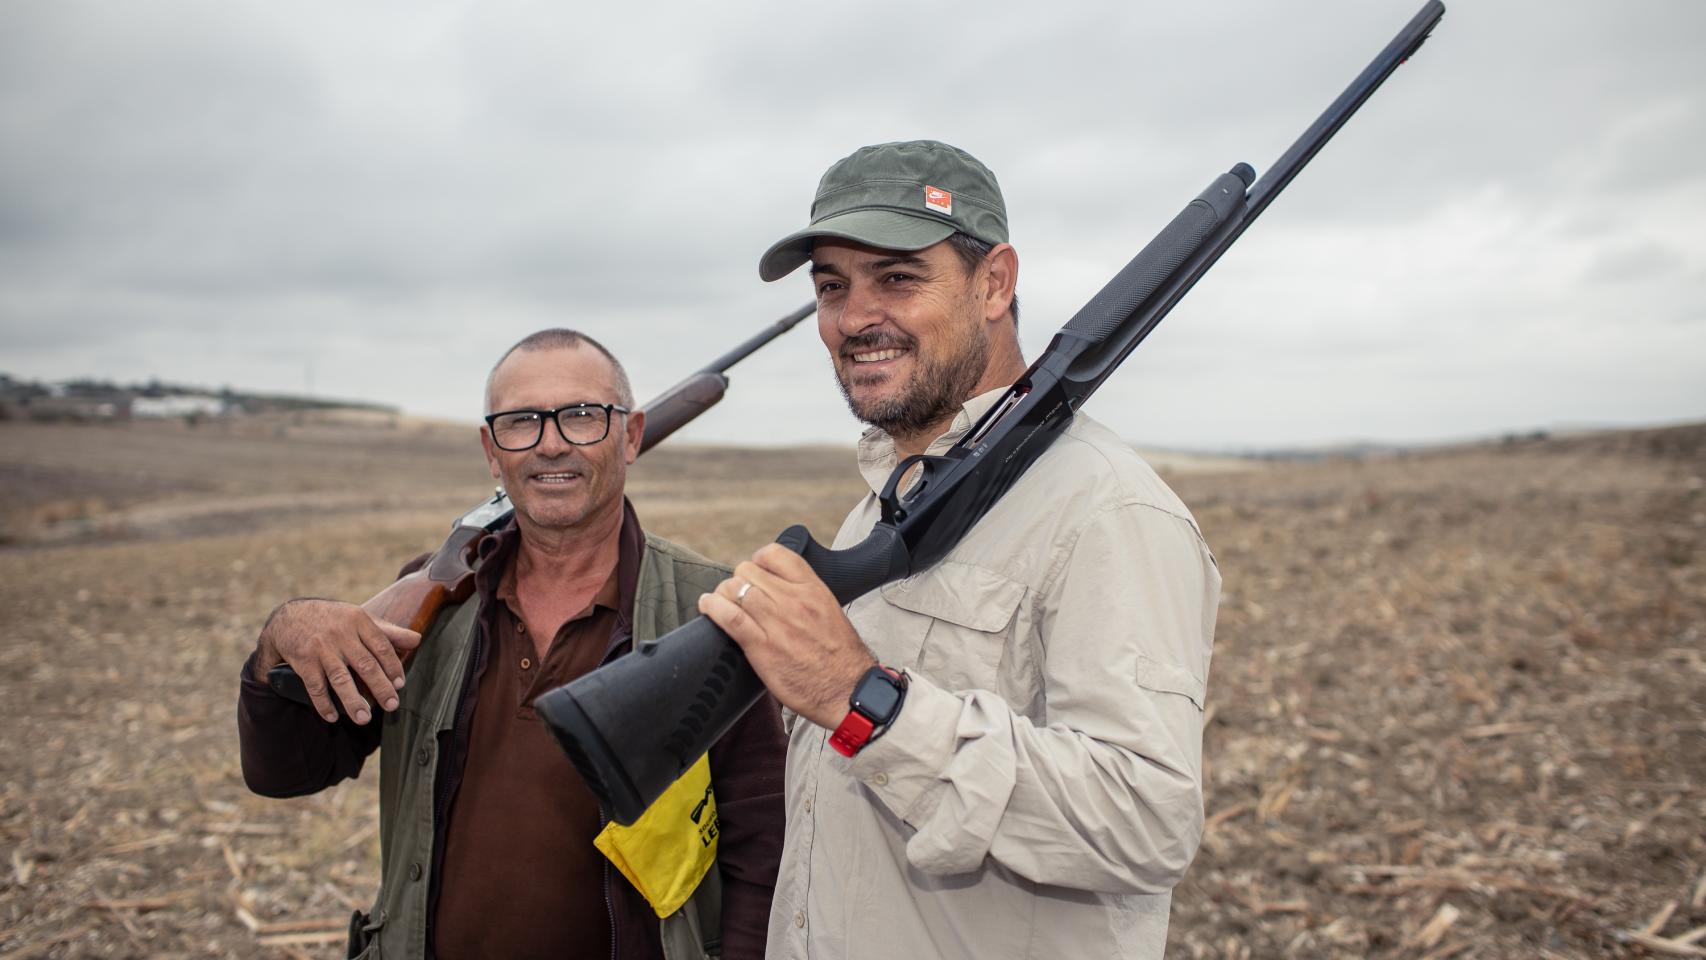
[839,330,917,359]
[523,451,589,474]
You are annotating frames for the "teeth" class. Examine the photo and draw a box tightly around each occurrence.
[535,473,578,481]
[852,349,904,363]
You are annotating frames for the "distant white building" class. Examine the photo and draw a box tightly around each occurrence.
[131,395,227,418]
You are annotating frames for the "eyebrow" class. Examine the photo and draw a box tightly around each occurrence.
[809,254,930,277]
[489,401,612,415]
[869,254,929,272]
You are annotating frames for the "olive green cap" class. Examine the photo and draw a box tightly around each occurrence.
[759,140,1009,282]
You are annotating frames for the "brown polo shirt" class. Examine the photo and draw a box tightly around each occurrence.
[238,496,785,959]
[431,536,627,960]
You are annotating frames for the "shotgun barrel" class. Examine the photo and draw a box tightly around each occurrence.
[538,1,1447,825]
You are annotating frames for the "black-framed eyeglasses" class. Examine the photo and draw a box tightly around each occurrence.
[484,403,631,451]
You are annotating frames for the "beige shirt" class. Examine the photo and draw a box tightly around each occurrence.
[767,388,1220,960]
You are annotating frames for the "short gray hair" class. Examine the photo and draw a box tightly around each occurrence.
[485,329,635,414]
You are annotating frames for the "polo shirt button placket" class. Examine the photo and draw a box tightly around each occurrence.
[409,862,423,882]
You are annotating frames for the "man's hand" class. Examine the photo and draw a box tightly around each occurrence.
[699,543,876,730]
[252,599,421,725]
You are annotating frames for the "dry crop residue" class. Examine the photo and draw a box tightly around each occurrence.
[0,419,1701,958]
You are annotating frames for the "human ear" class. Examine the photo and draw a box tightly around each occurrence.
[480,426,502,480]
[623,409,646,465]
[982,243,1019,324]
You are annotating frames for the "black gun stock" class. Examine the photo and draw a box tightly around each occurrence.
[536,0,1446,826]
[265,303,815,713]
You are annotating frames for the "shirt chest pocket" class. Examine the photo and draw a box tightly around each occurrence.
[877,562,1028,695]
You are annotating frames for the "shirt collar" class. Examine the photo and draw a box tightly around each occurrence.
[478,497,644,632]
[854,386,1012,496]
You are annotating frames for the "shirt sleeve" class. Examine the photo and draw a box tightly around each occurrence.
[706,692,789,958]
[237,649,385,797]
[236,554,432,796]
[844,501,1216,894]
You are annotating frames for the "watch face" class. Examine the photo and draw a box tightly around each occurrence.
[852,670,903,722]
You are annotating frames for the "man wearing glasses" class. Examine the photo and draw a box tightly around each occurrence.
[238,329,786,959]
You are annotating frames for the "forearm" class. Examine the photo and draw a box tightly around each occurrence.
[237,650,379,797]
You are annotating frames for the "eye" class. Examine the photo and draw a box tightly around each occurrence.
[561,407,596,420]
[815,279,845,297]
[882,272,915,284]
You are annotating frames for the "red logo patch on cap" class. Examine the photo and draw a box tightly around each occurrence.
[923,186,953,216]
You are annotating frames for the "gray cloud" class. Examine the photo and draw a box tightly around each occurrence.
[2,0,1703,449]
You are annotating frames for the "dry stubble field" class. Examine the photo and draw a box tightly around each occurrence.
[0,415,1702,958]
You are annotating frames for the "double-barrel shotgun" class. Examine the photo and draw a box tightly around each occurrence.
[266,304,816,712]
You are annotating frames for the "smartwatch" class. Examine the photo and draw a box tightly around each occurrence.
[830,665,907,757]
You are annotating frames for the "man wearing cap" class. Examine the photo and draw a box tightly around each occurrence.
[698,141,1219,958]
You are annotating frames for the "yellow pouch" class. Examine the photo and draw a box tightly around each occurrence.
[593,754,718,918]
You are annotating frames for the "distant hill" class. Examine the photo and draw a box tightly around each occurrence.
[1168,419,1706,464]
[0,371,396,422]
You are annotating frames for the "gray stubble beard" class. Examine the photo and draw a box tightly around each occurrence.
[836,324,991,442]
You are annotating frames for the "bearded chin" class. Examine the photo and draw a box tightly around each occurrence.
[837,332,991,440]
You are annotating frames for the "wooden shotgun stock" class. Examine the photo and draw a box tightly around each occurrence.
[360,523,487,637]
[266,305,815,711]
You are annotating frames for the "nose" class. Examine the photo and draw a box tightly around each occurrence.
[832,277,885,339]
[536,414,573,455]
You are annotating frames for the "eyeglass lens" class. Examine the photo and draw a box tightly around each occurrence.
[490,406,611,450]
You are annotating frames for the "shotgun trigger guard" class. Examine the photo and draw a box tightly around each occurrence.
[879,454,955,524]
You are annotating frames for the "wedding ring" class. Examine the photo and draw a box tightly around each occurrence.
[736,581,753,604]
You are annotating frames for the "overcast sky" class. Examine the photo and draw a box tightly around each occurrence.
[3,0,1702,450]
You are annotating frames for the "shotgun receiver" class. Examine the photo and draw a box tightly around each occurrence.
[266,303,816,710]
[536,0,1447,825]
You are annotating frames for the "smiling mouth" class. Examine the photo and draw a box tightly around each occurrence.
[851,348,907,363]
[530,471,581,484]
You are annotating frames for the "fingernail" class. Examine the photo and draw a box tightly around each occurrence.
[323,712,338,723]
[355,709,371,725]
[384,697,399,711]
[393,676,406,689]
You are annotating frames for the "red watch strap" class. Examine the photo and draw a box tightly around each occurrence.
[828,710,876,757]
[829,666,903,757]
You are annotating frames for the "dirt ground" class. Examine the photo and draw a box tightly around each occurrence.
[0,416,1701,958]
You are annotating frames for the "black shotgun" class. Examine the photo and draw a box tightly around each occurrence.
[538,1,1448,825]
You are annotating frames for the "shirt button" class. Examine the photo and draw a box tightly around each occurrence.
[415,748,430,767]
[802,799,812,814]
[872,772,889,786]
[520,657,532,670]
[516,622,526,635]
[409,862,423,882]
[793,911,805,929]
